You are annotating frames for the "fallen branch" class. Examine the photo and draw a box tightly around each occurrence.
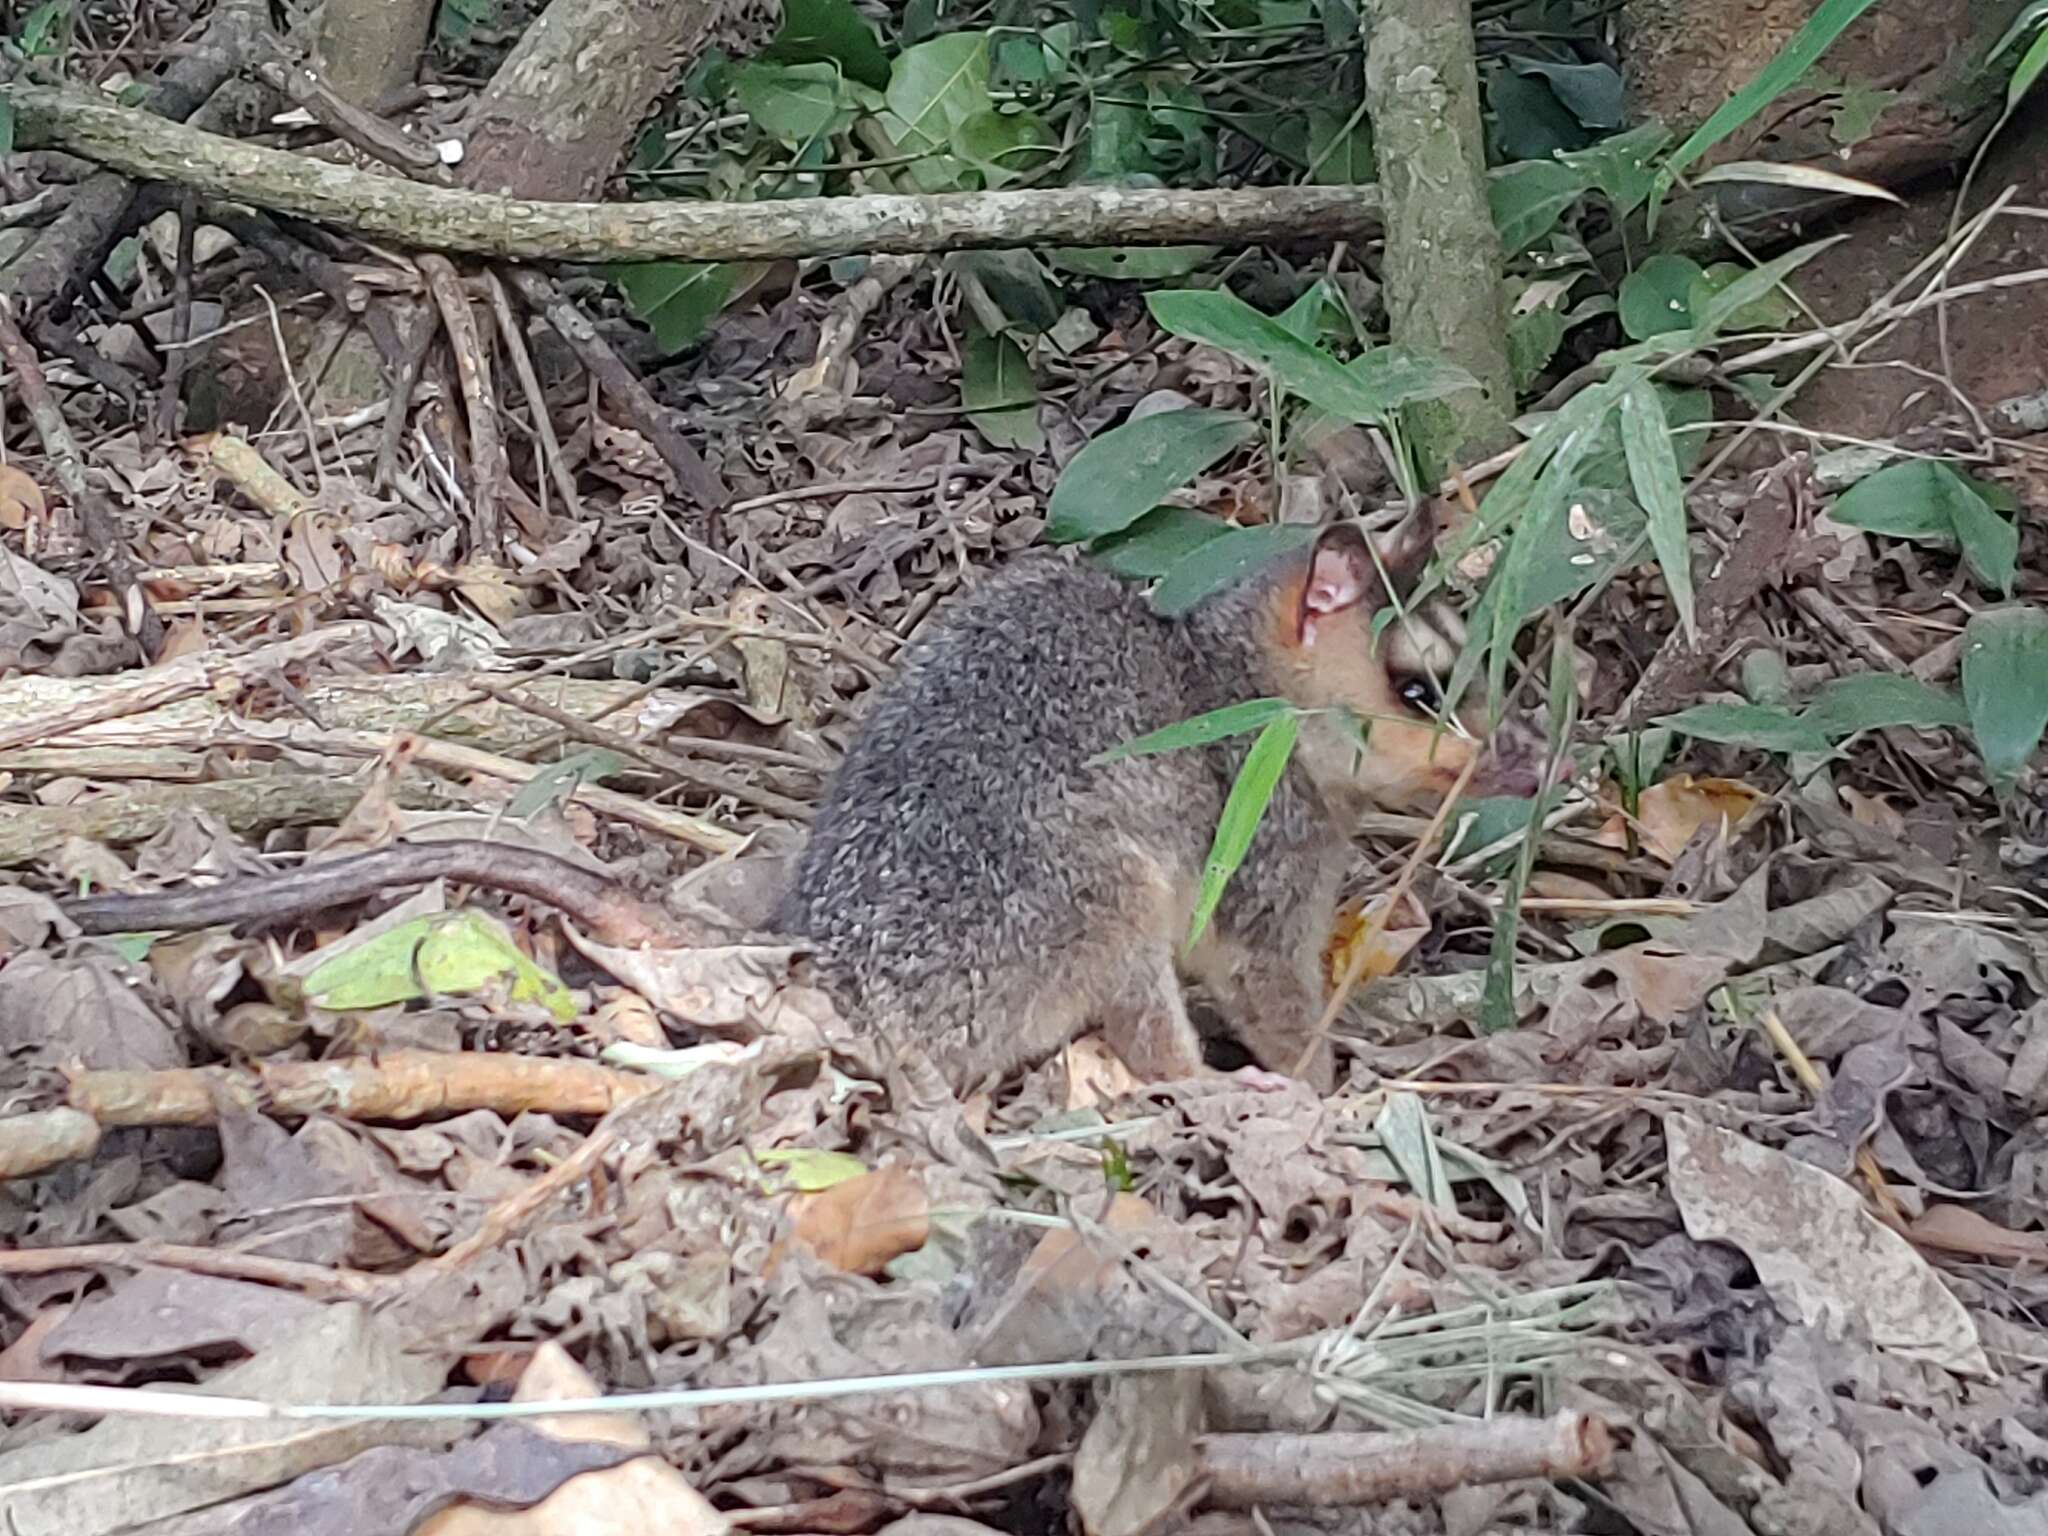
[68,1049,660,1128]
[0,1240,382,1298]
[57,838,711,949]
[6,85,1385,262]
[1196,1412,1612,1506]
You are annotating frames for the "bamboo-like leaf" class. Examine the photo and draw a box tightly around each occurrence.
[1187,713,1297,948]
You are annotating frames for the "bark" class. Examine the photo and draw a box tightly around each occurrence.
[458,0,779,200]
[5,85,1388,261]
[312,0,437,112]
[1364,0,1515,477]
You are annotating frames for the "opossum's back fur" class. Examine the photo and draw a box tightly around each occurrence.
[776,554,1275,1059]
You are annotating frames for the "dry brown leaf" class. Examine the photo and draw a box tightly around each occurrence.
[418,1343,727,1536]
[0,464,47,530]
[784,1166,930,1276]
[1665,1114,1991,1377]
[588,990,667,1049]
[1323,890,1429,989]
[1524,871,1617,903]
[972,1193,1161,1365]
[1630,775,1765,864]
[1839,784,1907,838]
[1064,1035,1144,1110]
[1908,1203,2048,1264]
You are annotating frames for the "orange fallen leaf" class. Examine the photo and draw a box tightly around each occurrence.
[1628,775,1764,864]
[1323,890,1429,990]
[782,1166,929,1276]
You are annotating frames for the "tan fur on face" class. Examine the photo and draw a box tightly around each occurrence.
[1261,548,1479,815]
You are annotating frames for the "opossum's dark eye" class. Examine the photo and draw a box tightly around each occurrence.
[1396,674,1442,714]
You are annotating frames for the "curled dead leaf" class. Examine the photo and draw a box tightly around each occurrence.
[0,464,47,531]
[1323,890,1429,989]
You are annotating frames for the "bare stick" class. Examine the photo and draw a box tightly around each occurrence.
[57,838,705,947]
[0,1241,382,1298]
[1197,1411,1612,1506]
[486,269,582,520]
[421,253,506,547]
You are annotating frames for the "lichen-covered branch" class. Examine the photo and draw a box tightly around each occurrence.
[5,85,1384,262]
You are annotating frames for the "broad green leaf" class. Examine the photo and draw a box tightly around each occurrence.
[1507,286,1569,391]
[1557,121,1671,215]
[508,749,624,819]
[1802,673,1968,738]
[1489,159,1593,254]
[1090,505,1231,578]
[609,262,737,354]
[305,911,577,1021]
[1656,701,1831,755]
[1619,254,1704,340]
[1963,606,2048,787]
[1149,523,1319,616]
[1689,237,1840,337]
[1148,288,1476,424]
[1048,246,1218,279]
[950,250,1062,334]
[1831,459,2017,595]
[1511,60,1625,129]
[1619,378,1694,639]
[953,106,1056,188]
[1276,279,1335,344]
[1489,69,1593,160]
[1650,0,1882,228]
[961,328,1042,449]
[1047,408,1255,544]
[1095,698,1294,763]
[1188,713,1298,947]
[1305,105,1374,183]
[734,60,856,144]
[884,30,991,185]
[762,0,891,90]
[1688,261,1799,333]
[0,96,12,156]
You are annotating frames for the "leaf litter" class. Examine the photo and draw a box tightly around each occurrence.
[4,51,2048,1536]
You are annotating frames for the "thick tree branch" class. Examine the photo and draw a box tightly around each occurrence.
[5,85,1384,262]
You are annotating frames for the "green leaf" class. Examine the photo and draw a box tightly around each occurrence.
[762,0,891,90]
[950,250,1062,334]
[1047,408,1256,544]
[1090,505,1231,578]
[1650,0,1883,228]
[1619,255,1705,340]
[507,749,624,819]
[1656,701,1831,755]
[961,327,1042,450]
[1828,79,1898,144]
[1305,106,1374,183]
[1507,299,1567,391]
[0,96,12,157]
[1801,673,1968,738]
[1965,607,2048,786]
[734,60,856,144]
[755,1147,869,1190]
[1689,237,1839,337]
[1188,713,1298,948]
[1831,459,2017,595]
[952,107,1056,187]
[1150,523,1319,616]
[1489,69,1593,161]
[1511,60,1625,130]
[1619,378,1694,639]
[1095,698,1295,763]
[1557,121,1672,216]
[609,262,737,354]
[1688,261,1799,333]
[1047,246,1218,279]
[885,29,991,142]
[1147,288,1476,424]
[2008,21,2048,109]
[305,911,577,1021]
[1489,159,1593,254]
